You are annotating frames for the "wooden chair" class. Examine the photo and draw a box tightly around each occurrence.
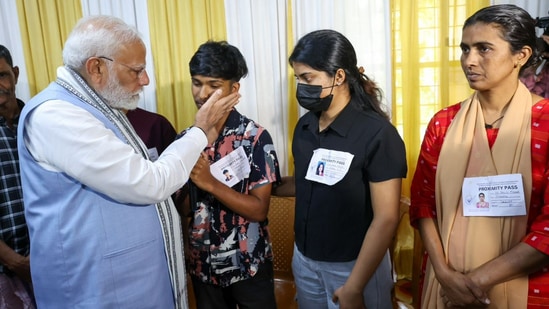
[268,196,298,309]
[395,195,425,309]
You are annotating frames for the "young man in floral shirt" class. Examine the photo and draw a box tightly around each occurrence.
[177,41,281,309]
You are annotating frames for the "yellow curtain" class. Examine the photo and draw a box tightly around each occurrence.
[16,0,82,96]
[286,0,297,176]
[147,0,226,132]
[391,0,489,197]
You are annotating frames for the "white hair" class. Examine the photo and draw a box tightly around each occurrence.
[62,15,144,70]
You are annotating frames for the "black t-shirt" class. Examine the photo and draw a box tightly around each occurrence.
[293,98,407,262]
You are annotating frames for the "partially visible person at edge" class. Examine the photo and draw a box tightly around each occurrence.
[176,40,281,309]
[0,45,36,308]
[126,107,177,204]
[272,29,407,309]
[410,4,549,308]
[17,16,239,308]
[126,107,177,160]
[520,34,549,98]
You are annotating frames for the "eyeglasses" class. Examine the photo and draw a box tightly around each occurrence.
[98,56,146,79]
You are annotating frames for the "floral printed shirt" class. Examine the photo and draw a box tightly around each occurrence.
[178,109,281,287]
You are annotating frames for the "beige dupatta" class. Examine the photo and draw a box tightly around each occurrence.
[421,82,532,308]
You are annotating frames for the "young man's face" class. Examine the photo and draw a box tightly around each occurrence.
[191,75,238,109]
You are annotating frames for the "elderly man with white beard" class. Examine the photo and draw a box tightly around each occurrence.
[17,15,239,309]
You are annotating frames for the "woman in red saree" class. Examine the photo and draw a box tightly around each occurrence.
[411,4,549,308]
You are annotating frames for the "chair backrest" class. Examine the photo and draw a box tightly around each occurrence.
[268,196,295,278]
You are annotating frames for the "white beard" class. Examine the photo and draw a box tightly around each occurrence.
[99,73,141,110]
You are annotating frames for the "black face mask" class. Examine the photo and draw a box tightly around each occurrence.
[296,81,337,112]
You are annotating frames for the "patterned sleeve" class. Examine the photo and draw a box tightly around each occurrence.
[523,99,549,255]
[248,126,281,190]
[524,171,549,255]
